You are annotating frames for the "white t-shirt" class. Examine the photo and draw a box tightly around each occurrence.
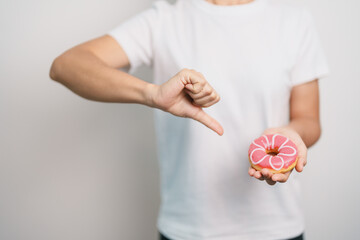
[108,0,329,239]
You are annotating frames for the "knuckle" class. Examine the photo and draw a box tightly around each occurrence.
[180,68,191,75]
[197,72,205,78]
[203,87,212,95]
[198,78,206,85]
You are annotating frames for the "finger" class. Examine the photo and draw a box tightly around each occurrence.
[254,171,264,180]
[272,171,291,183]
[182,70,206,94]
[295,141,307,173]
[248,167,256,176]
[202,96,220,108]
[185,83,204,94]
[261,169,276,185]
[295,158,303,172]
[185,84,213,99]
[260,168,273,180]
[192,93,220,107]
[191,109,224,136]
[295,155,307,172]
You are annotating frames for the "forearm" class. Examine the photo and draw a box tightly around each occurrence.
[287,117,321,148]
[49,49,155,106]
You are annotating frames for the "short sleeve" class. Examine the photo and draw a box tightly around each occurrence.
[107,3,160,74]
[290,10,330,86]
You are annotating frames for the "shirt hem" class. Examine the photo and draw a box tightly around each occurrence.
[157,219,305,240]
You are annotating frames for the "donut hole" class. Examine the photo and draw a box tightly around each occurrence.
[266,149,279,156]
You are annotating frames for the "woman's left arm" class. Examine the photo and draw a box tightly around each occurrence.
[248,79,321,185]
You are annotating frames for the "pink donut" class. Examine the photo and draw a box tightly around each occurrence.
[248,134,298,173]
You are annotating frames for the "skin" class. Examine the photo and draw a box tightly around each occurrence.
[248,83,321,186]
[50,0,321,186]
[49,36,223,135]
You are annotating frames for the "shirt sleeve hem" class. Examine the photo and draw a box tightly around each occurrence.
[106,32,139,75]
[291,68,330,87]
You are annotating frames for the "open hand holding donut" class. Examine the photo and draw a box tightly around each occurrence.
[248,127,307,185]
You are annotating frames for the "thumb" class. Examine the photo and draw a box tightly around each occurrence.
[191,108,224,136]
[295,145,307,172]
[295,156,305,172]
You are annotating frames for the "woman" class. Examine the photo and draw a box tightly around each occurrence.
[50,0,329,239]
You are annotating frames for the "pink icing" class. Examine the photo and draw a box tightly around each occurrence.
[248,134,298,171]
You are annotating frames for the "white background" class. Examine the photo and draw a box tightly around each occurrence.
[0,0,359,239]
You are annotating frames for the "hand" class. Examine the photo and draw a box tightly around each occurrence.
[148,68,223,135]
[248,126,307,185]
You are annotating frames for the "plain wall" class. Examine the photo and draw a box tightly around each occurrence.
[0,0,359,239]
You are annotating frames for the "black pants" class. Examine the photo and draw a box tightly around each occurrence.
[159,232,304,240]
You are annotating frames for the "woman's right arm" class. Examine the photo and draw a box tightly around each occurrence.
[49,35,155,106]
[49,35,224,135]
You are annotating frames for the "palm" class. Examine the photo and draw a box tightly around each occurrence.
[249,127,307,185]
[263,127,307,171]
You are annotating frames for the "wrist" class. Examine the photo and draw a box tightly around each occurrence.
[287,120,307,139]
[143,83,159,108]
[287,118,321,147]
